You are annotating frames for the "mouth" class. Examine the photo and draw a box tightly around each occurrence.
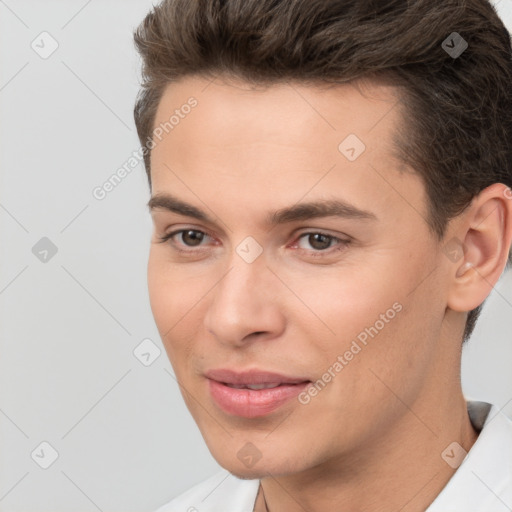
[205,369,311,418]
[223,382,287,390]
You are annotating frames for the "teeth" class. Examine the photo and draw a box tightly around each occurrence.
[247,383,281,390]
[226,383,281,390]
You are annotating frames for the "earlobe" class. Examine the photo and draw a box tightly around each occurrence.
[447,183,512,313]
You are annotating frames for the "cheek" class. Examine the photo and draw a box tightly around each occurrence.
[292,265,404,351]
[302,259,435,385]
[323,277,442,415]
[147,250,202,360]
[147,253,174,332]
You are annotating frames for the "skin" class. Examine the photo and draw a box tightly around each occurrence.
[146,75,512,512]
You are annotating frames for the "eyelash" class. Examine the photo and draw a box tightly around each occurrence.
[157,229,350,258]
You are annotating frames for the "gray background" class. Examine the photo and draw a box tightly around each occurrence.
[0,1,511,510]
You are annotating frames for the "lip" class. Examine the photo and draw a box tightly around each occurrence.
[205,368,310,418]
[205,368,309,386]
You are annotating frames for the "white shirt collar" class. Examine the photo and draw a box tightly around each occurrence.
[426,400,512,511]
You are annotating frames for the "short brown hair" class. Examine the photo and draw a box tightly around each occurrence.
[133,0,512,342]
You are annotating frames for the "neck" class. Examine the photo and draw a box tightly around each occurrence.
[256,384,478,512]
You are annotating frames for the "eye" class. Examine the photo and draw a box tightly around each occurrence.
[157,229,211,249]
[176,229,207,247]
[293,232,350,255]
[157,228,350,258]
[298,233,335,251]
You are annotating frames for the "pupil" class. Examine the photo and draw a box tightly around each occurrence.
[309,233,331,250]
[183,230,203,246]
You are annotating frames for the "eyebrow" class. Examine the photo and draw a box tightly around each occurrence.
[147,193,377,226]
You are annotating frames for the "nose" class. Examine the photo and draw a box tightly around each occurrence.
[203,255,286,348]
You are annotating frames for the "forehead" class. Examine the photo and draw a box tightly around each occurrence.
[152,75,402,154]
[150,75,405,180]
[148,75,426,231]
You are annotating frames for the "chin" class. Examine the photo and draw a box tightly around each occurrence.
[214,453,307,480]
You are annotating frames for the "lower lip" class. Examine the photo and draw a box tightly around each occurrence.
[208,379,309,418]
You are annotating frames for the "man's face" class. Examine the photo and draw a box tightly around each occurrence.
[147,76,451,477]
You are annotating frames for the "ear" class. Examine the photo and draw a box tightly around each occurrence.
[446,183,512,313]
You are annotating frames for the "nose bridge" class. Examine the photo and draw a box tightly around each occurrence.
[204,249,283,345]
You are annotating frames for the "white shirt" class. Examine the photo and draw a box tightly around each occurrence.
[156,401,512,512]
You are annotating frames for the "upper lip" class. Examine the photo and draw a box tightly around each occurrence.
[205,368,310,385]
